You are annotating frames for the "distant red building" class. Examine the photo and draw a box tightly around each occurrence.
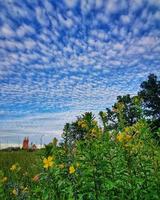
[22,137,29,150]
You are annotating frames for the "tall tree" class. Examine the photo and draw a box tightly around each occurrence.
[138,74,160,139]
[99,109,117,132]
[62,112,100,146]
[100,95,142,132]
[115,95,142,128]
[138,74,160,120]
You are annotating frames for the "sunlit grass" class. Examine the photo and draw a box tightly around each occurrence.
[0,149,43,177]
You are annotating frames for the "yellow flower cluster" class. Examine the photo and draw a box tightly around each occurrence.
[10,163,21,172]
[10,164,16,171]
[43,156,54,169]
[117,133,132,143]
[78,120,88,129]
[125,121,147,136]
[90,127,102,138]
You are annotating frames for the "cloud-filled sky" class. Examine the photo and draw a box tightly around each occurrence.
[0,0,160,144]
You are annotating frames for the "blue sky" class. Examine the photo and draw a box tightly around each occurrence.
[0,0,160,144]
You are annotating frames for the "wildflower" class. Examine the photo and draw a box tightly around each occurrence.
[59,163,65,169]
[91,128,97,136]
[78,120,87,129]
[125,134,132,141]
[43,156,54,169]
[78,120,82,126]
[81,122,87,129]
[12,188,17,196]
[69,165,76,174]
[10,163,21,172]
[2,177,7,183]
[32,174,39,182]
[124,127,130,133]
[116,133,123,142]
[10,164,17,171]
[117,133,132,143]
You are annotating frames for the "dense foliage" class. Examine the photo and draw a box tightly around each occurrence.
[0,74,160,199]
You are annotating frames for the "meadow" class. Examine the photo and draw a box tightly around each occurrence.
[0,74,160,200]
[0,150,42,177]
[0,118,160,200]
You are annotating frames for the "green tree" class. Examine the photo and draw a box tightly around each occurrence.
[114,95,142,128]
[62,112,101,147]
[100,95,142,132]
[62,123,73,148]
[138,74,160,141]
[99,109,117,132]
[138,74,160,120]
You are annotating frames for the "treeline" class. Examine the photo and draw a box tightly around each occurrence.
[62,74,160,146]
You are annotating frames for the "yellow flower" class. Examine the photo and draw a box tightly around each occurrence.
[78,120,87,129]
[2,177,7,183]
[43,156,54,169]
[116,133,124,142]
[81,122,87,129]
[10,164,17,171]
[125,134,132,141]
[59,163,65,169]
[124,127,130,133]
[117,133,132,143]
[12,188,17,196]
[10,163,21,172]
[69,165,76,174]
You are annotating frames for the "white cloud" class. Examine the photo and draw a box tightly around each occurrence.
[64,0,77,8]
[16,24,35,37]
[121,15,131,24]
[58,13,74,28]
[24,38,36,49]
[0,24,14,37]
[154,11,160,20]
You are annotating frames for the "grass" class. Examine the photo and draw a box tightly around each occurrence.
[0,149,43,177]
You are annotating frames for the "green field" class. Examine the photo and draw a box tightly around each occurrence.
[0,150,43,177]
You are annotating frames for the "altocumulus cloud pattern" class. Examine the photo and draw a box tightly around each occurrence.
[0,0,160,143]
